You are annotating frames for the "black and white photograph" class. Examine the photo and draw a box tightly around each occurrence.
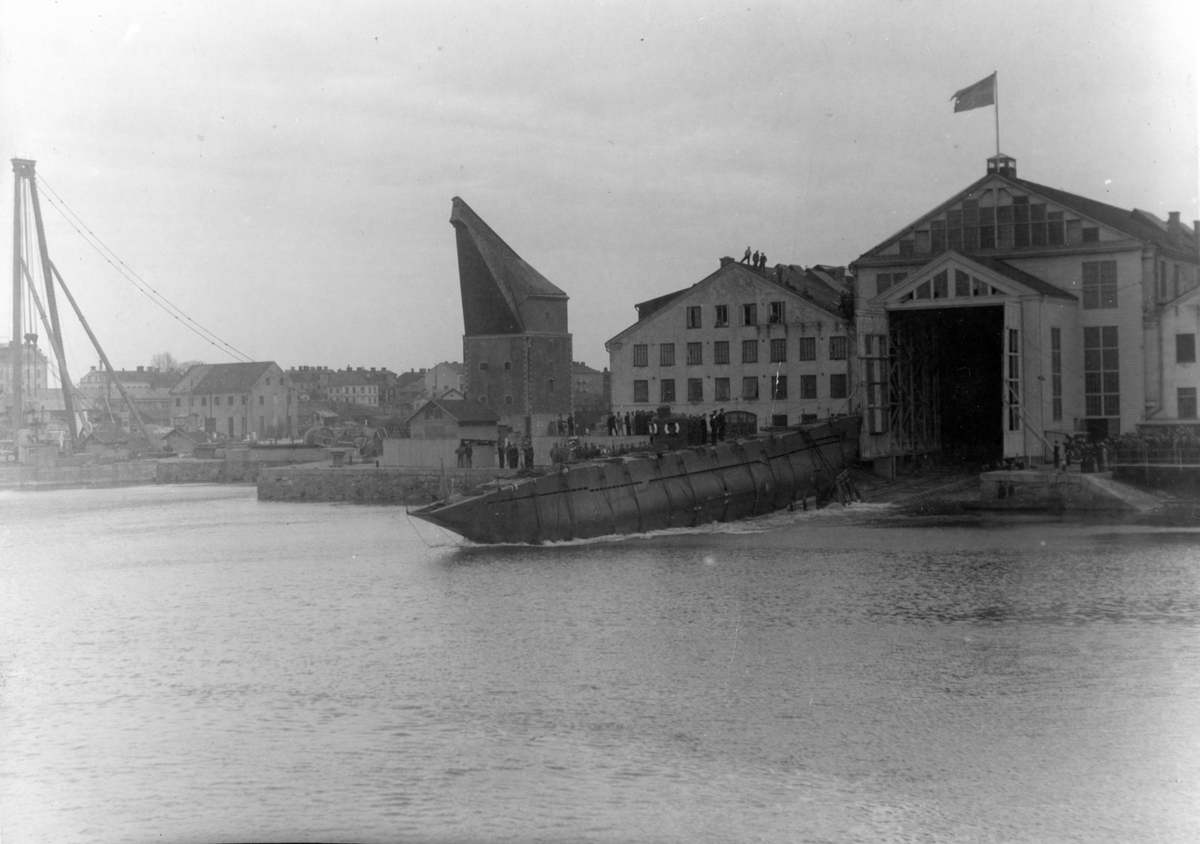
[2,1,1199,841]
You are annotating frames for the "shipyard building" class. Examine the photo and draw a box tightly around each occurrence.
[851,154,1200,475]
[606,259,853,431]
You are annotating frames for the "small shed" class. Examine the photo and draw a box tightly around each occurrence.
[163,428,213,456]
[81,430,130,460]
[406,398,500,442]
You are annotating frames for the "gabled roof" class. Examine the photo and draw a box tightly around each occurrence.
[451,197,566,336]
[406,397,501,426]
[870,251,1076,306]
[186,362,276,394]
[609,261,844,347]
[1011,177,1197,258]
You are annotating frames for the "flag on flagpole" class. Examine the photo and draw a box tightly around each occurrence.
[951,73,996,113]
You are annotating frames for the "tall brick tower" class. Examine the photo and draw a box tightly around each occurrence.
[450,197,572,437]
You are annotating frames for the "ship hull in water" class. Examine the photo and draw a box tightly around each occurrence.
[410,415,861,544]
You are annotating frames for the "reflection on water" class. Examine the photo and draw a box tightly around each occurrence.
[2,485,1199,843]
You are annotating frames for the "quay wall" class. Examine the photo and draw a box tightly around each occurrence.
[978,470,1162,512]
[0,460,158,489]
[257,465,521,504]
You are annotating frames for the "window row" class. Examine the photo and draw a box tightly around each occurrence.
[684,301,788,329]
[175,395,264,407]
[633,336,847,366]
[631,374,848,403]
[895,197,1098,256]
[478,361,514,371]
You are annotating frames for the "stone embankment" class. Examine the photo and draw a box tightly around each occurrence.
[0,459,158,489]
[257,464,520,504]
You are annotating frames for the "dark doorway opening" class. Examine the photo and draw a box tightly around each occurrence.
[890,306,1004,465]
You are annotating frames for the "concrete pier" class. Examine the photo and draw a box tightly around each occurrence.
[975,469,1165,513]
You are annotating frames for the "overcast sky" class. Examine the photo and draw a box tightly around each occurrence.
[2,0,1197,383]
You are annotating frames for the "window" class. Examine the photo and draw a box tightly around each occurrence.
[687,342,703,365]
[688,378,703,402]
[1180,388,1198,419]
[1177,333,1196,364]
[742,340,758,364]
[548,378,555,393]
[714,305,729,327]
[633,380,649,403]
[715,377,730,401]
[801,413,817,423]
[660,379,676,403]
[770,375,787,400]
[504,360,512,370]
[1051,327,1063,422]
[1006,328,1021,431]
[830,373,848,399]
[1084,326,1119,418]
[771,414,788,427]
[201,397,207,406]
[876,272,908,295]
[633,344,648,367]
[505,395,513,405]
[932,270,948,298]
[175,398,181,407]
[742,303,758,325]
[189,398,194,407]
[769,338,787,363]
[741,377,759,400]
[800,375,817,399]
[479,362,488,371]
[227,396,233,406]
[864,334,888,434]
[660,344,675,366]
[686,306,701,329]
[713,341,730,364]
[955,269,971,297]
[266,378,272,386]
[259,395,264,405]
[798,337,816,361]
[829,336,847,360]
[1082,227,1099,243]
[214,396,221,407]
[769,301,785,324]
[1083,261,1117,309]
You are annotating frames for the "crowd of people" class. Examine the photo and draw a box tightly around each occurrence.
[1108,426,1200,464]
[604,408,729,442]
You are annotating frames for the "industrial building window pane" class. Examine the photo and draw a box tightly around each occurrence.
[633,381,648,403]
[770,375,787,399]
[770,339,787,362]
[829,336,847,360]
[772,414,788,427]
[954,270,970,297]
[686,306,701,329]
[633,344,648,367]
[768,301,785,324]
[687,342,703,365]
[1180,388,1198,419]
[915,281,931,300]
[830,373,848,399]
[660,379,675,403]
[714,305,729,327]
[798,337,816,361]
[742,377,759,400]
[687,378,703,402]
[800,375,816,399]
[742,340,758,363]
[660,344,675,366]
[1051,327,1063,421]
[1006,328,1021,431]
[714,377,730,401]
[933,270,948,298]
[1084,326,1119,423]
[1083,261,1117,309]
[742,303,757,326]
[1177,334,1196,364]
[713,341,730,364]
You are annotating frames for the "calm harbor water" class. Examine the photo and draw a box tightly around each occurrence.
[2,484,1199,843]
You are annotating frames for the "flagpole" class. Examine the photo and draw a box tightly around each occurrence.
[994,71,1000,156]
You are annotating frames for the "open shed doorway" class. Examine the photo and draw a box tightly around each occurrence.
[889,306,1004,466]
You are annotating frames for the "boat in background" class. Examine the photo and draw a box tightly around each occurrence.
[410,415,861,544]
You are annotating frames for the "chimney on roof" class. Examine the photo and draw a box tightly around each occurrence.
[720,256,734,268]
[137,366,144,372]
[1168,211,1182,246]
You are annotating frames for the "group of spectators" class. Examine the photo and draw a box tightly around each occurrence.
[740,246,769,273]
[1108,427,1200,464]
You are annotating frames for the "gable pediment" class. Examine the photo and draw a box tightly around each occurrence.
[865,176,1129,261]
[873,253,1063,309]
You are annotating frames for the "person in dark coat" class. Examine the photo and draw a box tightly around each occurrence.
[624,412,631,436]
[523,440,534,468]
[567,413,575,437]
[506,441,519,468]
[464,441,473,468]
[752,250,760,269]
[607,414,616,436]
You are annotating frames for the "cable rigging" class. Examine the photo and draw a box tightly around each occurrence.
[36,175,254,364]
